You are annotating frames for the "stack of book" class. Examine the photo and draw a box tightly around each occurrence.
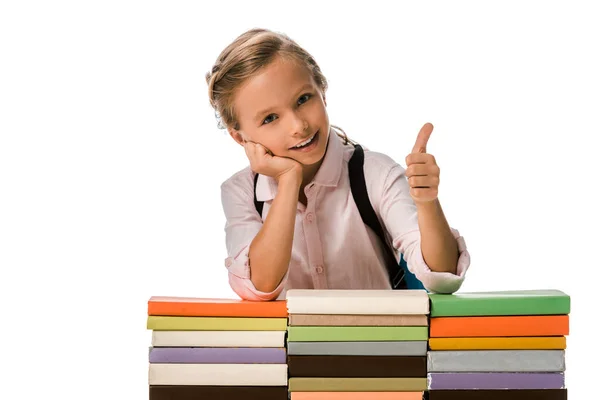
[146,296,289,400]
[426,289,570,400]
[286,289,430,400]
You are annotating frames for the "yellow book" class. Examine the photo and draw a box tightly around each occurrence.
[429,336,566,350]
[147,316,288,331]
[289,378,427,392]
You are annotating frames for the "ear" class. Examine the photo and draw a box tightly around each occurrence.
[228,127,245,146]
[323,93,327,107]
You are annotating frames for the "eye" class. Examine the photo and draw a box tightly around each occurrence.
[262,114,277,125]
[298,93,312,105]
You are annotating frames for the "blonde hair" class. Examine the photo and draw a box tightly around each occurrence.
[205,28,353,145]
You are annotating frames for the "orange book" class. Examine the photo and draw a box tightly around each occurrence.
[429,336,567,350]
[148,296,288,317]
[430,315,569,337]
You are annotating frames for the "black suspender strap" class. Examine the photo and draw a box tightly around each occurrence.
[348,145,406,289]
[253,173,263,217]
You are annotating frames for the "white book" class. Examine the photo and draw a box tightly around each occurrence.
[286,289,430,315]
[149,363,288,385]
[152,330,286,347]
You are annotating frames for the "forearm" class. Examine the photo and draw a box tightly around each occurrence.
[248,174,300,292]
[415,199,459,274]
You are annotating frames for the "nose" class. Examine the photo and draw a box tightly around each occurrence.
[290,113,308,136]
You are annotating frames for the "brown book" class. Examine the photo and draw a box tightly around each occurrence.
[149,385,287,400]
[288,355,426,377]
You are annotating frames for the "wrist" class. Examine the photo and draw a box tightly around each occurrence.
[415,198,442,218]
[276,167,302,188]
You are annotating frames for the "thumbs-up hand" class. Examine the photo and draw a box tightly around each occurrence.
[405,123,440,204]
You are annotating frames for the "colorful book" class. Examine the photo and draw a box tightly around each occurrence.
[427,389,567,400]
[147,316,287,331]
[151,330,286,347]
[288,355,426,377]
[149,363,288,385]
[149,347,286,364]
[288,378,427,391]
[148,296,287,317]
[428,289,570,317]
[287,326,428,342]
[291,394,423,400]
[289,314,428,326]
[427,350,565,372]
[287,341,428,356]
[429,315,569,337]
[286,289,429,315]
[150,386,288,400]
[429,336,566,350]
[427,372,565,390]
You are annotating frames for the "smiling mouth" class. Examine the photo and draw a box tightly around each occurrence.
[290,131,318,150]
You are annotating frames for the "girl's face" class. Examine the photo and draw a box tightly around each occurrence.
[229,57,330,167]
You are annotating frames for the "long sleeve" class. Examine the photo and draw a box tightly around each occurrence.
[220,171,287,300]
[364,153,471,294]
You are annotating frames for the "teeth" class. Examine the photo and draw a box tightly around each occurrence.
[294,135,314,148]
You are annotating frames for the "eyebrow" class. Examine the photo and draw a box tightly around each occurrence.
[253,84,315,122]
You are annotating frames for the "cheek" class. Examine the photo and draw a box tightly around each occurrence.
[253,131,287,153]
[308,101,328,123]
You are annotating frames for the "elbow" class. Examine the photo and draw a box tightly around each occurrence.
[228,272,284,302]
[251,275,282,294]
[427,283,461,295]
[421,273,465,295]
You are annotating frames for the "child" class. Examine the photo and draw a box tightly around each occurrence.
[206,28,470,301]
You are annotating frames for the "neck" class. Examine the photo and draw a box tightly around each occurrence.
[301,160,322,188]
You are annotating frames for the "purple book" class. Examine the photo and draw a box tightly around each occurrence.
[428,372,565,390]
[149,347,286,364]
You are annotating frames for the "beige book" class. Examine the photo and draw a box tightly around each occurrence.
[152,330,286,347]
[149,363,287,385]
[286,289,429,315]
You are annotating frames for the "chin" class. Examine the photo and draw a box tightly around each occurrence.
[299,156,324,167]
[301,141,328,166]
[288,127,329,166]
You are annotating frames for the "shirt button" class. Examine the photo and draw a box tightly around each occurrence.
[316,265,324,273]
[306,212,314,222]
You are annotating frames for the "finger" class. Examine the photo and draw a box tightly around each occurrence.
[409,175,439,188]
[255,142,266,155]
[244,140,257,157]
[406,163,435,178]
[406,152,435,166]
[411,122,433,154]
[255,143,276,159]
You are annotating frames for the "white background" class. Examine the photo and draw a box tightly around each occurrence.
[1,1,598,399]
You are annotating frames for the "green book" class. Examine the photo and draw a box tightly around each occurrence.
[287,326,428,342]
[429,289,570,317]
[147,316,287,331]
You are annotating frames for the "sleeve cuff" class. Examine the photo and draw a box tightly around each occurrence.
[407,227,471,294]
[225,245,287,301]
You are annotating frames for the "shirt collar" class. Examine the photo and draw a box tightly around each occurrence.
[255,127,348,202]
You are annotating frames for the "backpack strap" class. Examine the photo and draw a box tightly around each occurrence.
[348,144,406,289]
[253,173,263,218]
